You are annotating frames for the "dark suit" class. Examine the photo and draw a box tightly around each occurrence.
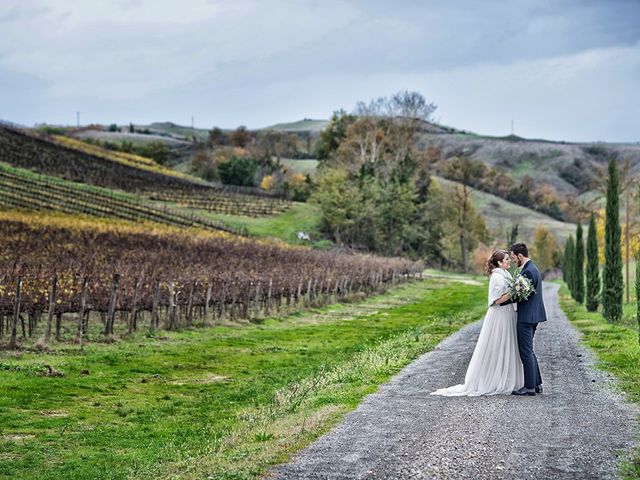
[517,260,547,389]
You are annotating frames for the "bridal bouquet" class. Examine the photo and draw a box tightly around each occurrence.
[508,274,535,302]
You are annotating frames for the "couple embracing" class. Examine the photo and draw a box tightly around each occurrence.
[432,243,547,397]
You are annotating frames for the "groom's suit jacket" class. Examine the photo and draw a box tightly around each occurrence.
[517,260,547,324]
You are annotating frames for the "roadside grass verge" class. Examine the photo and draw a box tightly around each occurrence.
[0,274,486,479]
[557,283,639,478]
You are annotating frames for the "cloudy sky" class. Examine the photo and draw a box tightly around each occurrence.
[1,0,639,142]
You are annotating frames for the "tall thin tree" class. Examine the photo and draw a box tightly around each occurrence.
[564,236,575,292]
[573,223,585,303]
[586,213,600,312]
[603,159,623,323]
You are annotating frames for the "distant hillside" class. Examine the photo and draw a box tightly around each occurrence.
[266,119,329,132]
[418,125,640,197]
[435,176,576,244]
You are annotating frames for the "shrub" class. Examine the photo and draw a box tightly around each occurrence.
[218,155,258,187]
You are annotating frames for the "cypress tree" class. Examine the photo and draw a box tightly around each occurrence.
[573,223,585,303]
[586,213,600,312]
[602,158,623,323]
[564,236,575,292]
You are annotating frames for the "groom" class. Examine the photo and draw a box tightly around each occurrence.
[510,243,547,396]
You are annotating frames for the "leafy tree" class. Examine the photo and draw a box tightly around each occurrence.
[218,156,258,187]
[310,168,361,245]
[508,224,519,246]
[128,122,135,133]
[190,149,217,181]
[139,141,169,165]
[208,127,228,146]
[602,159,623,322]
[315,110,356,161]
[573,223,585,303]
[532,225,559,273]
[229,126,251,148]
[108,124,118,132]
[586,213,600,312]
[254,130,298,166]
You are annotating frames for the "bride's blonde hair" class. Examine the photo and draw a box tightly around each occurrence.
[485,249,509,276]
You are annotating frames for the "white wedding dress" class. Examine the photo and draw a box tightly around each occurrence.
[431,268,524,396]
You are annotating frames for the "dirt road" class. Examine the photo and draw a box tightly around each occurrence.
[269,283,637,479]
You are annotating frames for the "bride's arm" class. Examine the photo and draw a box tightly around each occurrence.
[493,292,511,305]
[489,274,511,305]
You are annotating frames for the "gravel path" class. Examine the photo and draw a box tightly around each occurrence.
[268,283,638,479]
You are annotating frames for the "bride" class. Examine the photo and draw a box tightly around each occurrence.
[431,249,524,396]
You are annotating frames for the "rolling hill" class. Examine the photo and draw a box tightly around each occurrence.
[417,127,640,197]
[435,176,576,244]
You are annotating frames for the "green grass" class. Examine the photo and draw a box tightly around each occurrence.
[558,282,639,477]
[0,275,486,479]
[281,159,319,176]
[203,201,325,246]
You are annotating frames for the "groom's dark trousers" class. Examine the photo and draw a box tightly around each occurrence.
[517,322,543,389]
[517,260,547,389]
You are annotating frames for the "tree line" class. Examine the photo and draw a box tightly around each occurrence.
[564,158,639,341]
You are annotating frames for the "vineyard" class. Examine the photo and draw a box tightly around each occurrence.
[0,162,246,235]
[148,189,291,216]
[0,211,423,349]
[0,125,292,217]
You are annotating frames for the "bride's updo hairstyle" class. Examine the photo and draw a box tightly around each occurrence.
[485,249,508,276]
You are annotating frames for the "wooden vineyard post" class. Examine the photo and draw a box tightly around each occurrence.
[306,279,313,307]
[186,280,195,327]
[75,276,89,349]
[104,273,120,336]
[8,276,23,349]
[204,281,212,325]
[129,277,141,334]
[296,280,302,308]
[319,279,325,307]
[55,312,62,341]
[266,279,273,317]
[151,279,160,331]
[168,278,177,330]
[254,282,261,319]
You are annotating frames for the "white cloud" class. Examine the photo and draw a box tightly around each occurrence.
[0,1,638,141]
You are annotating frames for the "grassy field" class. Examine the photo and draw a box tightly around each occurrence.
[557,282,639,477]
[0,274,486,479]
[203,201,325,246]
[281,158,319,176]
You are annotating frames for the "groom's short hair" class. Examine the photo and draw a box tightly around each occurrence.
[510,243,528,257]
